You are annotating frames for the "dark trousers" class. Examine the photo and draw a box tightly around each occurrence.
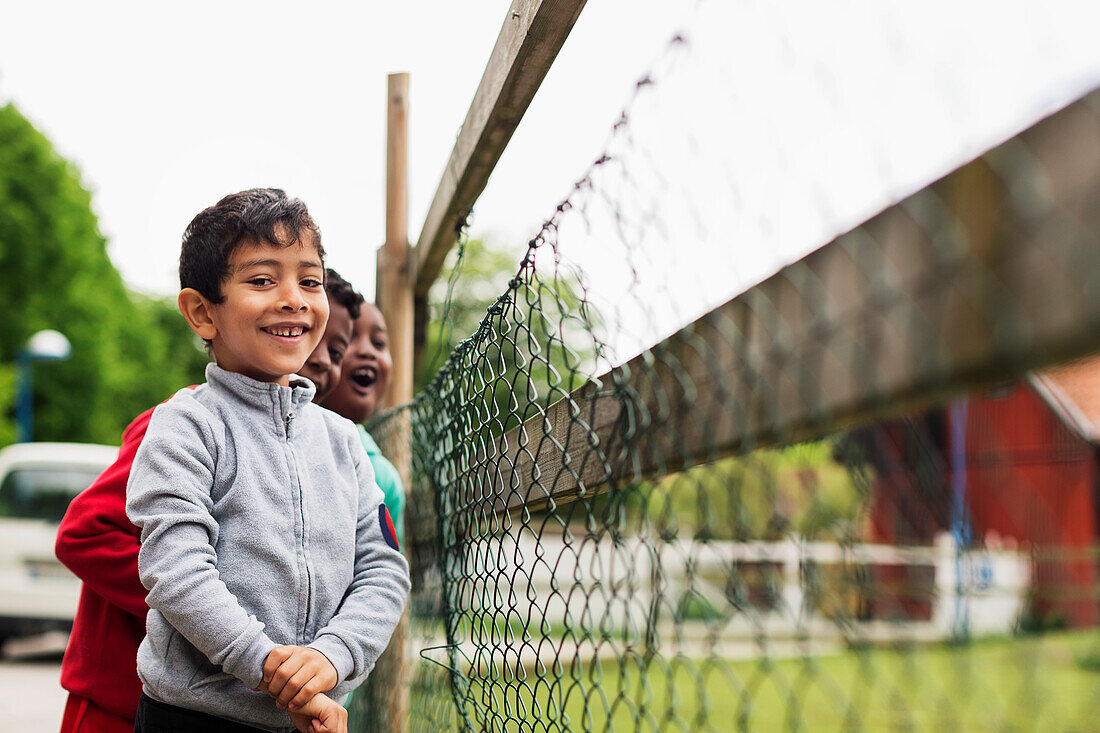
[134,693,270,733]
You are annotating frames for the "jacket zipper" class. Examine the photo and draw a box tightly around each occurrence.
[285,409,313,640]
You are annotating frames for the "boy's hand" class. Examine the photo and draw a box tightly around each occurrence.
[262,645,338,711]
[287,692,347,733]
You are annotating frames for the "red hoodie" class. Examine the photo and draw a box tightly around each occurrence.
[55,406,156,720]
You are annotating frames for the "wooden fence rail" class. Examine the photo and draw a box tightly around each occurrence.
[458,90,1100,515]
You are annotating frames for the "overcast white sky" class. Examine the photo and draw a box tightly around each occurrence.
[0,0,689,298]
[2,0,1099,316]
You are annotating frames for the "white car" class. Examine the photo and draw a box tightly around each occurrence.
[0,442,117,644]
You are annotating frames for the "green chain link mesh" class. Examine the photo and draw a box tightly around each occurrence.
[368,4,1100,730]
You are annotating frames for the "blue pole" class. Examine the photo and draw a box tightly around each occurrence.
[949,397,970,640]
[15,352,33,443]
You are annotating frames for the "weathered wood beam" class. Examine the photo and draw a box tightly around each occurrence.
[413,0,587,298]
[367,71,413,733]
[460,89,1100,515]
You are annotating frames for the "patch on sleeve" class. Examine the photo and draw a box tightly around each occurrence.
[379,504,399,551]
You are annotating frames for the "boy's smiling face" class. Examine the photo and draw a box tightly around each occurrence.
[299,293,353,403]
[320,304,392,423]
[185,237,329,386]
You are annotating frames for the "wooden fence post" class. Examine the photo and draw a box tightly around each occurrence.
[366,70,412,733]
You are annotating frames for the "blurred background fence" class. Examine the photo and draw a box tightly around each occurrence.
[370,2,1100,730]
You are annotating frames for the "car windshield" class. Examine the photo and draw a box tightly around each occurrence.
[0,467,100,522]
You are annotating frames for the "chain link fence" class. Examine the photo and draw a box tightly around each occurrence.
[371,4,1100,730]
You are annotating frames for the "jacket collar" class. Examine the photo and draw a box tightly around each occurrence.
[205,363,316,430]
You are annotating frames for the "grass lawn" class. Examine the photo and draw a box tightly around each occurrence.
[439,629,1100,732]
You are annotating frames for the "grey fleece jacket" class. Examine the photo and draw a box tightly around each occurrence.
[126,364,410,732]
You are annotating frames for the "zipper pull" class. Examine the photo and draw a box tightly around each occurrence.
[285,410,295,434]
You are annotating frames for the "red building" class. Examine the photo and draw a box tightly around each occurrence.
[858,354,1100,628]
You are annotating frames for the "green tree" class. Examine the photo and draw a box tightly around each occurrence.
[0,365,15,446]
[417,238,520,390]
[417,237,595,433]
[0,101,207,446]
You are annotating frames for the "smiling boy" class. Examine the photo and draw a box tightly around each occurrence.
[54,267,374,730]
[55,267,370,733]
[321,303,404,544]
[299,269,359,403]
[125,189,409,733]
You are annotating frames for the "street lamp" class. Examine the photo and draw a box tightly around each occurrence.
[16,329,72,443]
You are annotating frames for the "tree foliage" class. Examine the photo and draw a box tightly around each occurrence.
[417,237,596,441]
[0,102,207,446]
[416,238,520,390]
[0,364,15,446]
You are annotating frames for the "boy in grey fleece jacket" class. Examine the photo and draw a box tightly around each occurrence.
[126,189,410,733]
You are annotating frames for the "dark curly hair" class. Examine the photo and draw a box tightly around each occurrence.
[179,188,324,303]
[324,268,364,320]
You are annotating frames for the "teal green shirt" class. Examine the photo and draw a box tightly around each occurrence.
[358,425,405,545]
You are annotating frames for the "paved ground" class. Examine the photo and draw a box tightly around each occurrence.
[0,634,68,733]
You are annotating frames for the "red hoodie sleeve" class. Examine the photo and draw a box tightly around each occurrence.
[55,407,155,619]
